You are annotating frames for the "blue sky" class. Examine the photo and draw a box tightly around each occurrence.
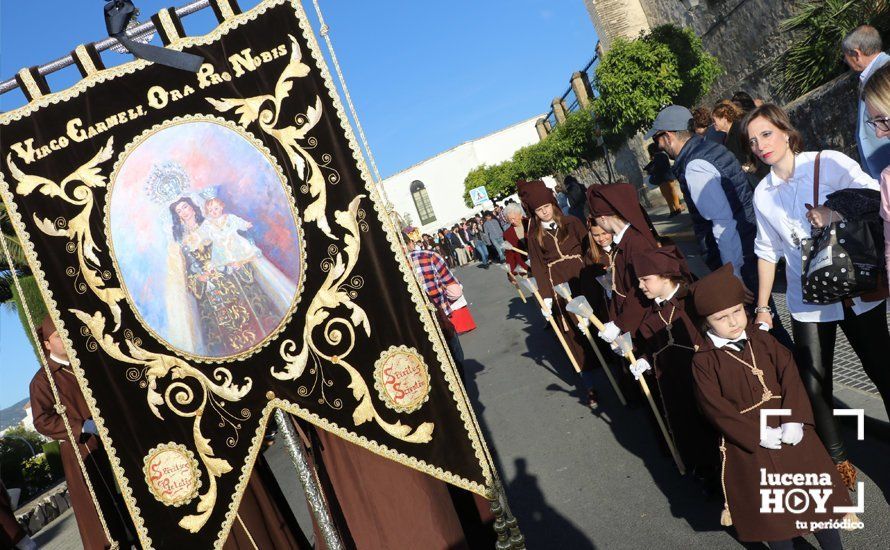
[0,0,597,409]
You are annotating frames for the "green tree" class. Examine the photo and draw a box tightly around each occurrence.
[1,204,27,305]
[594,24,721,138]
[21,454,54,495]
[647,25,722,108]
[776,0,890,99]
[0,426,46,491]
[594,37,682,136]
[462,162,520,207]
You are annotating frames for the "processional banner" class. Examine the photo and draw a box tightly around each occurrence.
[0,0,494,547]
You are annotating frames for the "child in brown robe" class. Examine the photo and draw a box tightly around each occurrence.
[690,265,854,549]
[519,179,605,408]
[586,183,659,344]
[634,246,717,476]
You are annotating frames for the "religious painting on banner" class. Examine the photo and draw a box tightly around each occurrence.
[0,0,495,547]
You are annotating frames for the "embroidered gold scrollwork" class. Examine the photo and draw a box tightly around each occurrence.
[6,138,127,329]
[71,308,252,532]
[206,35,336,239]
[273,196,434,444]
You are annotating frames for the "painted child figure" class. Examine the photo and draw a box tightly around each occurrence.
[201,197,262,271]
[690,265,854,548]
[633,246,718,476]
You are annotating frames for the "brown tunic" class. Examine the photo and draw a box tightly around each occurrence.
[29,357,132,550]
[638,286,717,471]
[608,226,657,335]
[528,215,606,371]
[311,428,492,550]
[692,328,851,542]
[223,455,310,550]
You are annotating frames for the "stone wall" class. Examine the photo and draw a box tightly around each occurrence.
[785,71,860,161]
[639,0,797,104]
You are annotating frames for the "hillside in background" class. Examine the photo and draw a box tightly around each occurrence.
[0,397,29,431]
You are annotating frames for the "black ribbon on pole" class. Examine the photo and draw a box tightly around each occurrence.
[104,0,203,72]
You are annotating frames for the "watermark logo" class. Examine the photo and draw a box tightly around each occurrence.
[757,409,865,530]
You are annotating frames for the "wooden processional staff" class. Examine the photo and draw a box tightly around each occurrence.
[563,294,686,475]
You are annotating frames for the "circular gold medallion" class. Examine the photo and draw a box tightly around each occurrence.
[143,442,202,507]
[373,346,431,414]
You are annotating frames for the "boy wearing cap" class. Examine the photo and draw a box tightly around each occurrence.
[690,266,852,548]
[634,246,717,476]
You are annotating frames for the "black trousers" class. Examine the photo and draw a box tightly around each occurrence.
[791,301,890,463]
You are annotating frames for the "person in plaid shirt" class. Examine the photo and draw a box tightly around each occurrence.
[409,243,458,316]
[403,227,467,378]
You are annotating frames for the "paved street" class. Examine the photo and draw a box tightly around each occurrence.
[28,244,890,550]
[453,259,890,549]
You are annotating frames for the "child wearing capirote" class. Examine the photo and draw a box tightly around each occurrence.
[634,246,717,478]
[690,265,853,549]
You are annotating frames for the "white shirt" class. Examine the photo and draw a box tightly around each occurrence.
[542,220,557,230]
[654,284,680,305]
[753,150,882,322]
[684,159,745,278]
[50,354,70,366]
[860,55,884,83]
[612,223,631,244]
[707,330,748,349]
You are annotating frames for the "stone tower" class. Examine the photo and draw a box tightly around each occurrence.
[583,0,650,51]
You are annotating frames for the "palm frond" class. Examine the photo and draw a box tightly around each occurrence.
[776,0,890,99]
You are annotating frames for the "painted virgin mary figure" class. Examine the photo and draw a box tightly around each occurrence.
[164,195,297,357]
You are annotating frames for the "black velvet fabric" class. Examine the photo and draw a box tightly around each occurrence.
[0,2,487,547]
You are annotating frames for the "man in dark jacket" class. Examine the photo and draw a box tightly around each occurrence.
[646,105,792,346]
[647,105,757,291]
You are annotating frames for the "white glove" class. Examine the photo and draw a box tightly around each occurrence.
[541,297,553,320]
[597,321,620,343]
[82,419,98,435]
[760,426,783,450]
[780,423,804,445]
[576,317,590,332]
[502,241,514,250]
[629,358,651,380]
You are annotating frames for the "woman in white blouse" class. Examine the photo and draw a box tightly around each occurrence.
[741,104,890,489]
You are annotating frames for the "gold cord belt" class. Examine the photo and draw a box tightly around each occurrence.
[545,230,583,332]
[716,340,782,524]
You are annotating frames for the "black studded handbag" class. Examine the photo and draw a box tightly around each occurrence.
[800,152,885,304]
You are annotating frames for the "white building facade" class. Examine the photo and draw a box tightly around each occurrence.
[381,115,552,234]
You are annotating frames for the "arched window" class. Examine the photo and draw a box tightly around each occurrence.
[410,180,436,225]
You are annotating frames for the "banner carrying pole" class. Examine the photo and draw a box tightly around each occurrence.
[274,409,344,550]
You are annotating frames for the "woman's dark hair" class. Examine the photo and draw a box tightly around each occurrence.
[731,91,756,113]
[647,142,659,156]
[739,103,804,156]
[169,197,204,243]
[691,106,712,130]
[712,99,742,123]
